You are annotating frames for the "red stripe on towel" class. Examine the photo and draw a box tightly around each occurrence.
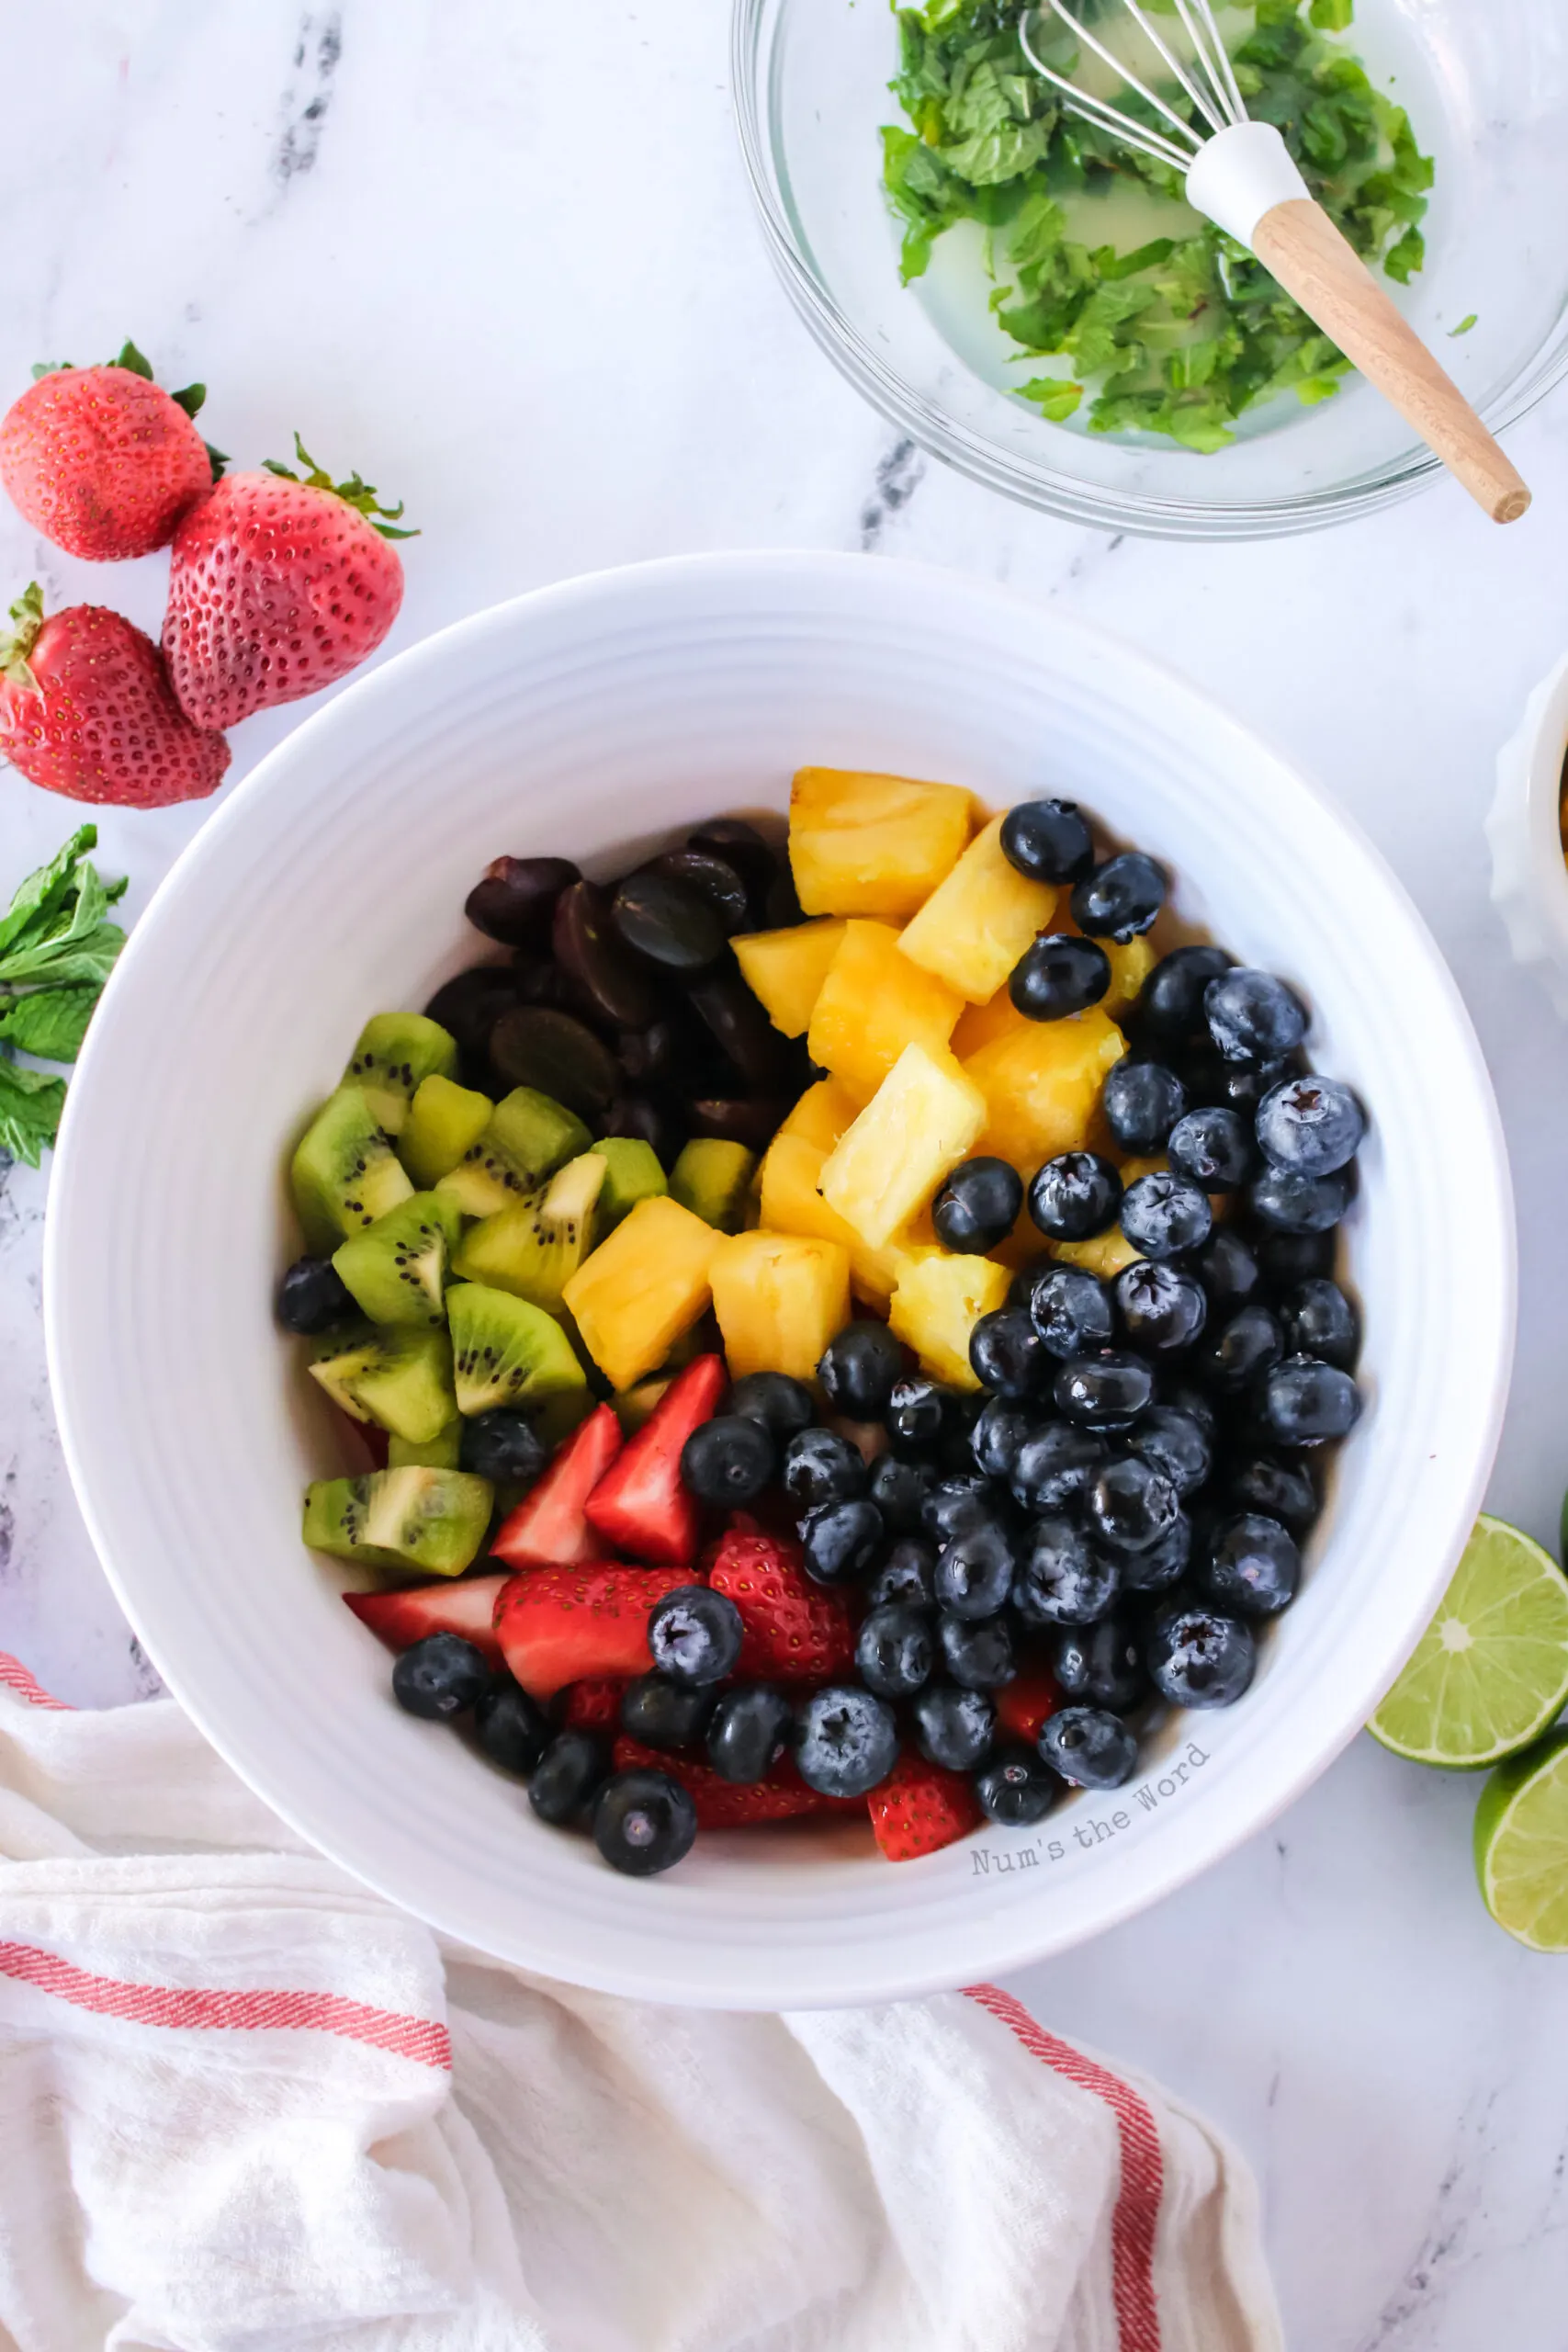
[964,1982,1163,2352]
[0,1652,73,1710]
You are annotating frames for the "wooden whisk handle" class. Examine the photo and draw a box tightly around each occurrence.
[1252,198,1530,526]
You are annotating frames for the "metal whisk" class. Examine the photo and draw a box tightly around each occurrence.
[1018,0,1529,522]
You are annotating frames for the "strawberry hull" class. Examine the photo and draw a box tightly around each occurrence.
[491,1404,622,1571]
[584,1355,726,1565]
[495,1564,694,1699]
[344,1572,509,1668]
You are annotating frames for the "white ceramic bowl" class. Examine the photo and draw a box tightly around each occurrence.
[47,552,1514,2008]
[1488,649,1568,1017]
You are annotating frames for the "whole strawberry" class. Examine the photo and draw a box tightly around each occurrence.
[0,583,231,807]
[0,339,220,560]
[163,435,413,729]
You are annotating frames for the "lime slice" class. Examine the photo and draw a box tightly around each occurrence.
[1474,1730,1568,1951]
[1368,1515,1568,1769]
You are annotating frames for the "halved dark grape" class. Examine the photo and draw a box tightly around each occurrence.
[686,818,778,902]
[424,965,522,1071]
[465,856,580,947]
[686,972,794,1091]
[513,957,615,1038]
[615,1017,682,1085]
[647,849,750,934]
[763,862,806,928]
[552,882,661,1029]
[688,1098,791,1150]
[611,870,727,974]
[490,1007,619,1116]
[593,1093,686,1167]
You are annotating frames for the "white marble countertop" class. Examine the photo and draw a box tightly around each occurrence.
[6,4,1568,2343]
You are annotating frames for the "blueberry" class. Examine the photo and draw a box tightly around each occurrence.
[999,797,1095,883]
[727,1370,816,1440]
[647,1585,745,1686]
[1279,1277,1358,1369]
[474,1678,550,1775]
[458,1408,550,1486]
[681,1414,776,1506]
[935,1518,1016,1618]
[1193,1229,1261,1317]
[619,1672,717,1750]
[818,1319,903,1419]
[1113,1511,1192,1592]
[856,1603,935,1697]
[1167,1106,1255,1192]
[867,1453,933,1534]
[1213,1051,1305,1113]
[705,1683,793,1782]
[1028,1152,1123,1241]
[1115,1261,1207,1353]
[1039,1706,1137,1790]
[976,1746,1060,1826]
[781,1425,866,1509]
[912,1684,997,1770]
[391,1634,491,1720]
[1089,1456,1179,1552]
[1257,1074,1365,1176]
[794,1685,900,1798]
[1054,1350,1155,1430]
[1010,933,1111,1022]
[934,1157,1025,1254]
[1134,945,1235,1045]
[1254,1227,1337,1287]
[969,1306,1048,1398]
[921,1474,1001,1544]
[1070,851,1167,943]
[1126,1405,1212,1496]
[1012,1517,1120,1626]
[1201,1513,1301,1617]
[528,1731,610,1826]
[1102,1059,1188,1153]
[1248,1166,1352,1235]
[1199,1303,1283,1389]
[1010,1421,1109,1513]
[939,1610,1016,1689]
[1158,1375,1217,1440]
[800,1497,885,1584]
[276,1254,355,1335]
[1053,1613,1148,1713]
[970,1397,1036,1480]
[886,1375,956,1458]
[1261,1356,1361,1445]
[593,1769,698,1876]
[1225,1453,1318,1530]
[1205,968,1309,1063]
[1145,1600,1256,1707]
[1027,1264,1116,1359]
[1119,1172,1212,1259]
[867,1536,938,1611]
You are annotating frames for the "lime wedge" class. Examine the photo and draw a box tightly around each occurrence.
[1474,1730,1568,1951]
[1368,1515,1568,1769]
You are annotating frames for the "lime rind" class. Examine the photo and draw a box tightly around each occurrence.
[1474,1728,1568,1951]
[1368,1515,1568,1770]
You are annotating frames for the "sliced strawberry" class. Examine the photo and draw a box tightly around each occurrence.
[494,1564,694,1699]
[994,1659,1060,1748]
[584,1355,726,1565]
[559,1676,627,1732]
[344,1572,508,1667]
[333,1407,389,1474]
[612,1736,846,1828]
[491,1404,622,1571]
[868,1753,981,1861]
[707,1520,855,1683]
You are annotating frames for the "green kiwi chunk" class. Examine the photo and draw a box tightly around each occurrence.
[435,1087,592,1218]
[669,1138,757,1233]
[452,1151,606,1315]
[613,1374,673,1433]
[399,1074,494,1189]
[331,1193,461,1329]
[446,1281,588,1417]
[303,1466,492,1577]
[341,1013,458,1136]
[593,1136,668,1232]
[290,1087,414,1253]
[309,1328,457,1444]
[388,1420,465,1470]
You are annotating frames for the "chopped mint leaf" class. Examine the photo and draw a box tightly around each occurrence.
[0,1058,69,1167]
[0,827,128,1163]
[1310,0,1354,24]
[1019,378,1085,421]
[0,987,100,1063]
[1450,313,1478,337]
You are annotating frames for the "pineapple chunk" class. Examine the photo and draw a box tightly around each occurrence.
[963,1007,1126,1172]
[1053,1227,1143,1279]
[709,1231,852,1382]
[776,1076,862,1153]
[789,767,973,920]
[808,921,964,1102]
[759,1132,860,1252]
[897,814,1058,1003]
[732,919,846,1037]
[819,1043,987,1250]
[951,985,1029,1060]
[851,1234,939,1310]
[1101,933,1156,1022]
[561,1194,720,1390]
[888,1252,1010,1389]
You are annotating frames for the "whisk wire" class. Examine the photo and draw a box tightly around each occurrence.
[1171,0,1247,126]
[1022,0,1203,153]
[1103,0,1229,139]
[1018,0,1249,173]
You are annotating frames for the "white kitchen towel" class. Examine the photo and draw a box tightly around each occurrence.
[0,1653,1281,2352]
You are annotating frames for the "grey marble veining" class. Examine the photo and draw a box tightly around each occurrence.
[4,4,1568,2345]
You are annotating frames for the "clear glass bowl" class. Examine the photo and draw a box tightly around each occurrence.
[732,0,1568,537]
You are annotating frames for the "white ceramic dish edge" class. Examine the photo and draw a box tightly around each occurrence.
[1487,649,1568,1018]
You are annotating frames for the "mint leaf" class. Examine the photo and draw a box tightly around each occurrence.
[0,1057,68,1166]
[0,823,98,963]
[0,987,99,1062]
[1450,313,1477,337]
[0,924,126,989]
[1311,0,1354,23]
[1019,378,1084,422]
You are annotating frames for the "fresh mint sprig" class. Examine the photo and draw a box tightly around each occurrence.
[0,825,127,1166]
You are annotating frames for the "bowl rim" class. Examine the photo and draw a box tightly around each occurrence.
[44,549,1517,2005]
[728,0,1568,542]
[1488,648,1568,1017]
